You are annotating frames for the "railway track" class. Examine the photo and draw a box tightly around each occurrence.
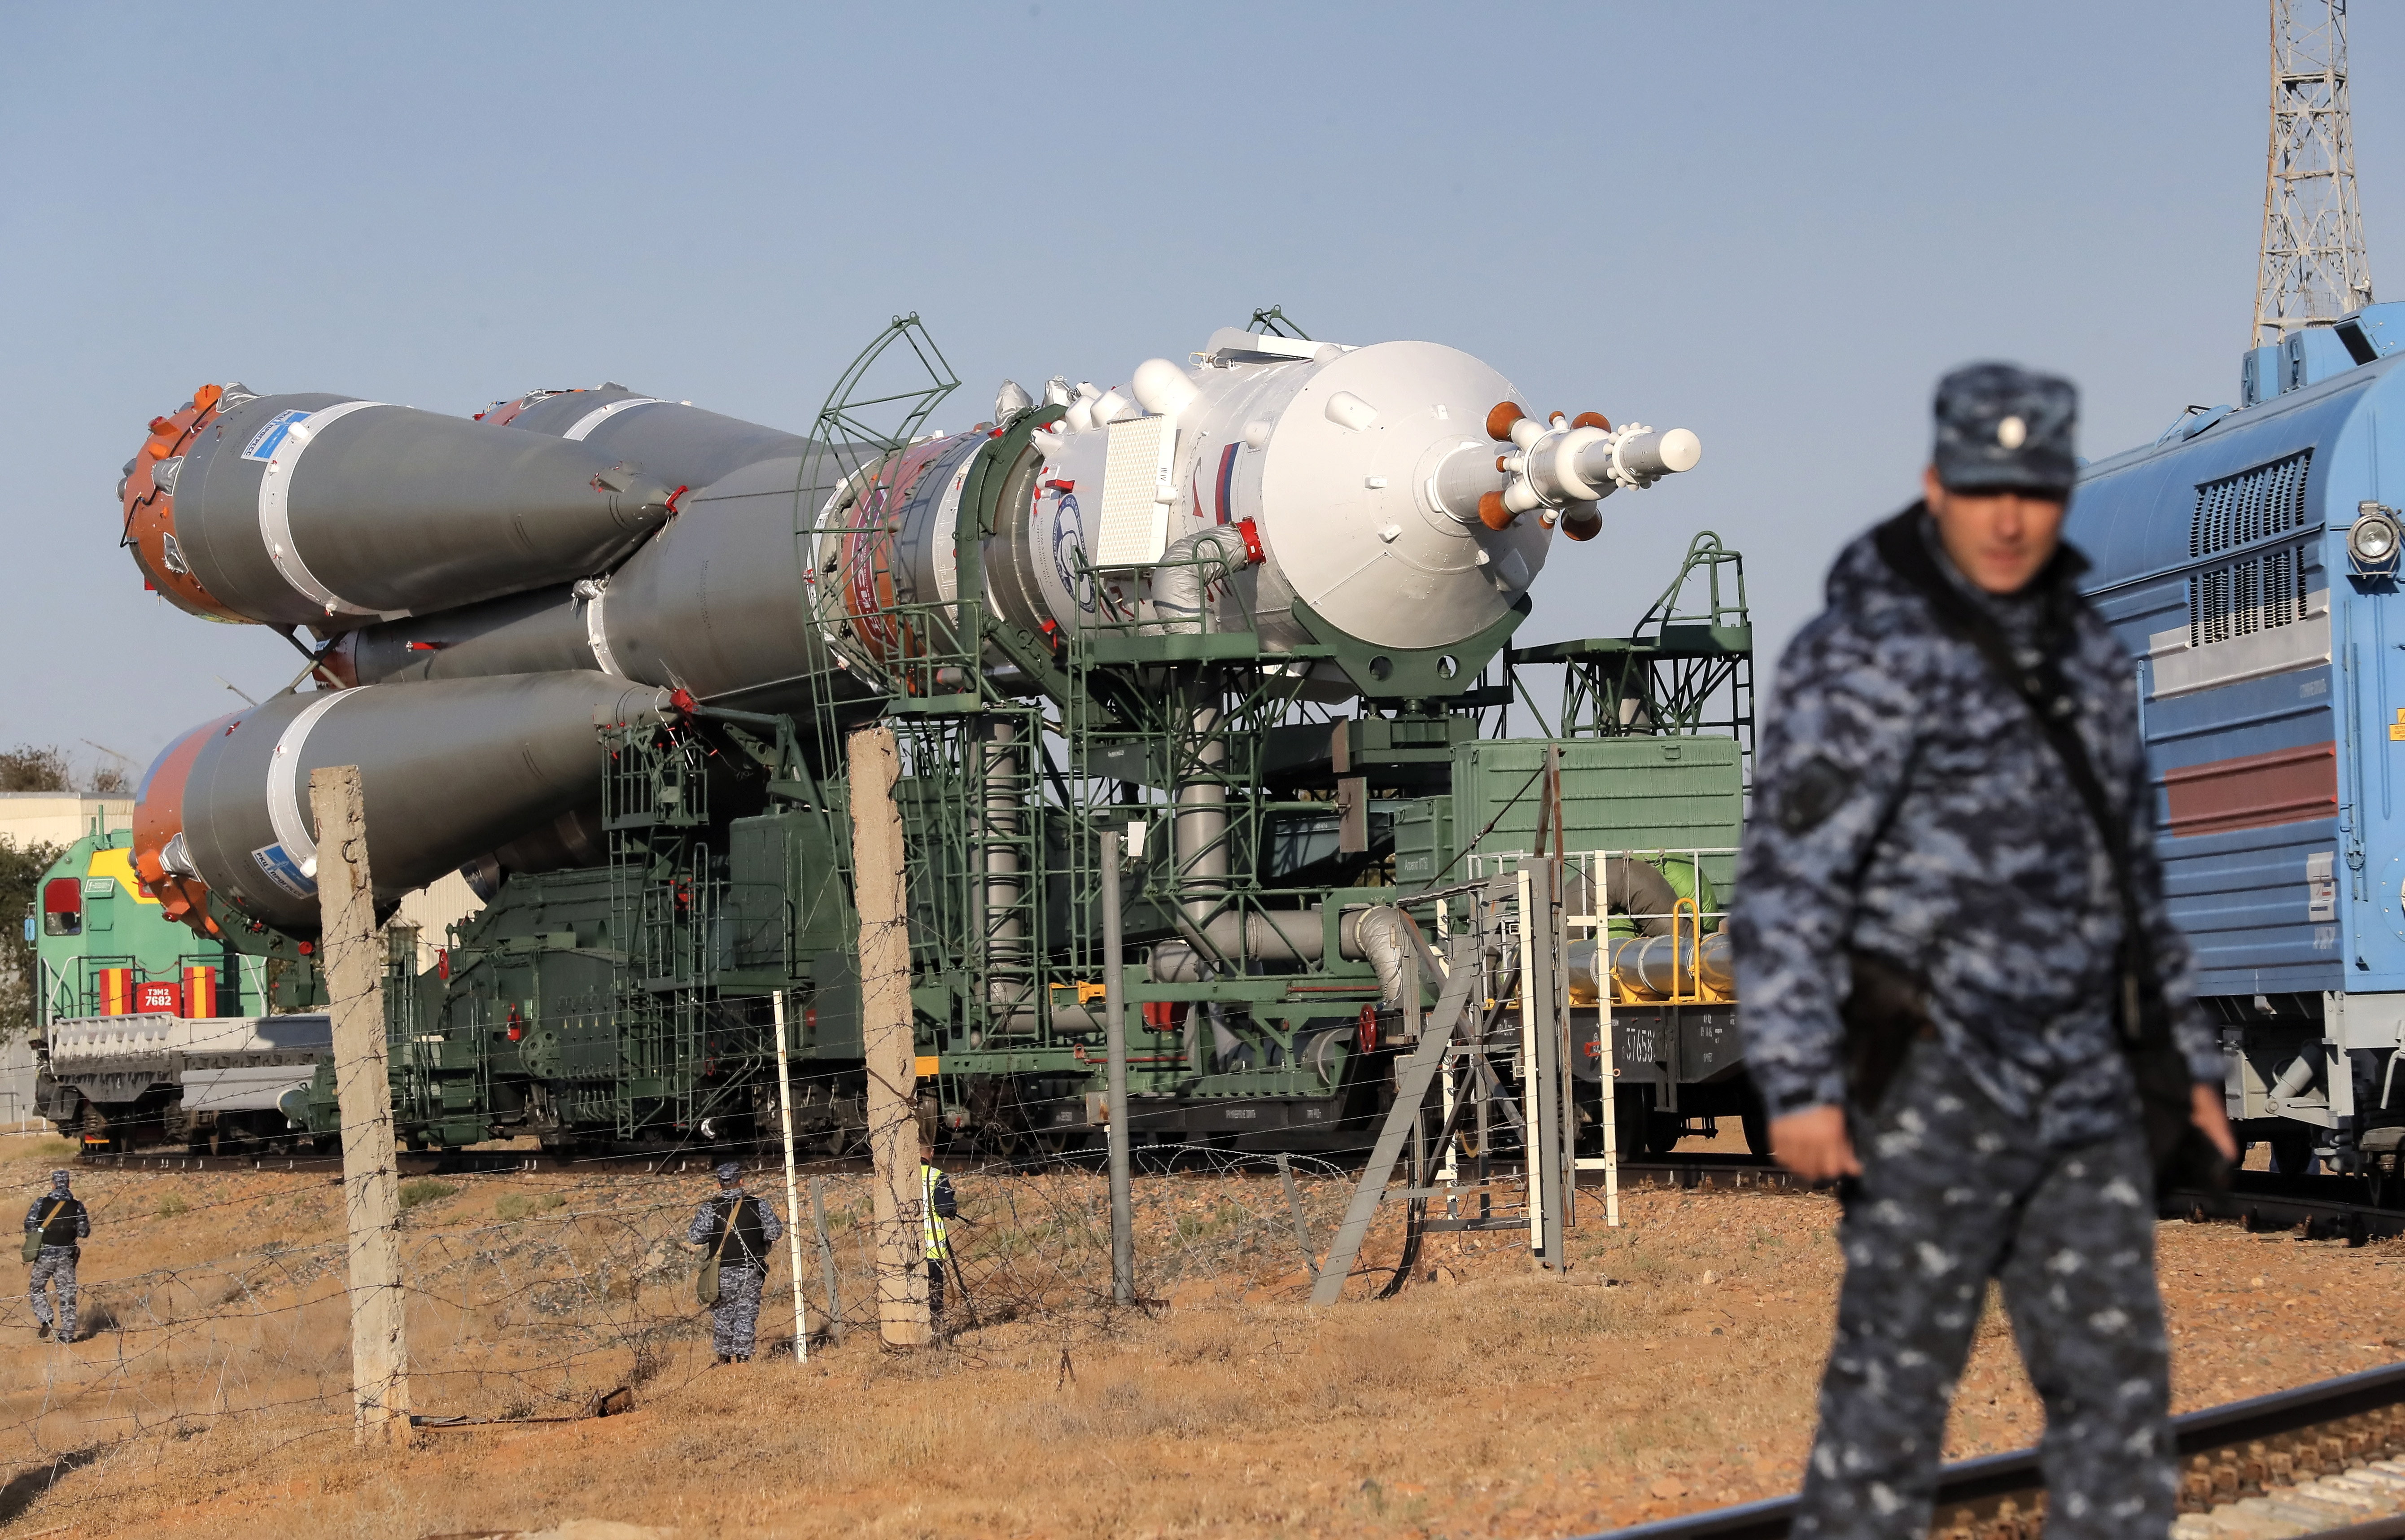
[1579,1360,2405,1539]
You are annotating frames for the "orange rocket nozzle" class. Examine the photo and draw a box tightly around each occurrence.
[1571,411,1611,432]
[1561,508,1604,542]
[1478,491,1514,531]
[1485,402,1527,442]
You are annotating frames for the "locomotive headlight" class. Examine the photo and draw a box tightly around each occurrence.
[2348,503,2401,574]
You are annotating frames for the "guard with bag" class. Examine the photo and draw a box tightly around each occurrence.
[1730,362,2238,1540]
[683,1161,783,1365]
[23,1169,90,1343]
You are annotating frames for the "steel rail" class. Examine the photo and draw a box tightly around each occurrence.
[1574,1354,2405,1540]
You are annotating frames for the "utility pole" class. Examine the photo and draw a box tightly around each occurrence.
[771,989,809,1363]
[845,725,931,1347]
[310,765,410,1444]
[2254,0,2374,345]
[1099,829,1134,1304]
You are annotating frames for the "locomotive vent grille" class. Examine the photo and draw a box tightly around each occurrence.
[2191,542,2311,648]
[2190,448,2313,558]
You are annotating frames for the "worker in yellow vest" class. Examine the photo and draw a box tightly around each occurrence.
[917,1136,959,1317]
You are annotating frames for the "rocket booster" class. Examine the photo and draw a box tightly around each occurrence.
[135,672,676,933]
[122,385,677,627]
[124,326,1701,935]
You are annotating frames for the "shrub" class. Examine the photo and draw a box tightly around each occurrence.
[154,1192,190,1219]
[398,1178,459,1211]
[494,1191,567,1222]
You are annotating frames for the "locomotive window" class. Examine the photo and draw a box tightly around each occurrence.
[40,877,80,937]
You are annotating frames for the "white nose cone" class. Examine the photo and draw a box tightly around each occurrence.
[1656,427,1702,474]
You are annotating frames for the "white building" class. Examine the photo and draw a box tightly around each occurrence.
[0,794,132,854]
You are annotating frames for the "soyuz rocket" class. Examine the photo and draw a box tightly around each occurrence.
[118,327,1701,936]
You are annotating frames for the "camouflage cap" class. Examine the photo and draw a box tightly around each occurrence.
[1933,362,2077,495]
[714,1161,743,1184]
[49,1170,70,1192]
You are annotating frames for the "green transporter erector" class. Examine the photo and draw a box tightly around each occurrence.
[102,316,1753,1161]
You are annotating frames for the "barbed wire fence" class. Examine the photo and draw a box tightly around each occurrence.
[0,1133,1412,1524]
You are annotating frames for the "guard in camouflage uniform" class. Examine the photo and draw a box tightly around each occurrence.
[685,1161,782,1364]
[1729,363,2236,1539]
[24,1169,90,1343]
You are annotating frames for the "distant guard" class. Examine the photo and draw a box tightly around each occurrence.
[683,1161,782,1364]
[24,1169,90,1343]
[1732,363,2236,1538]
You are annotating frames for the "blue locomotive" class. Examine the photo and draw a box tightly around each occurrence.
[2070,305,2405,1176]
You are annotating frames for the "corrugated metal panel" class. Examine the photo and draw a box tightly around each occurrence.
[1452,737,1744,888]
[2164,742,2337,837]
[2159,818,2341,996]
[0,1036,36,1130]
[2138,650,2337,993]
[1390,797,1453,893]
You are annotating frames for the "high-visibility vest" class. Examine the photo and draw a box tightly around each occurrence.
[920,1163,949,1260]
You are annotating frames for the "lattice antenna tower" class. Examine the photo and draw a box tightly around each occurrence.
[2253,0,2374,346]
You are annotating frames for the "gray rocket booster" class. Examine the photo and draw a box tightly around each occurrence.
[136,672,675,933]
[125,387,677,627]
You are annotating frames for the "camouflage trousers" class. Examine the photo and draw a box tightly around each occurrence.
[27,1246,77,1342]
[1795,1039,2176,1540]
[711,1264,765,1359]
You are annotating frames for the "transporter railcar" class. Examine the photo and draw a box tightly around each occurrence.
[96,315,1758,1160]
[2071,304,2405,1184]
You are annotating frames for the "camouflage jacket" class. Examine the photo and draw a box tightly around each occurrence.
[1730,509,2221,1147]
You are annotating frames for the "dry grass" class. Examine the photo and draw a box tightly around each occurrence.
[0,1146,2395,1539]
[1,1135,78,1165]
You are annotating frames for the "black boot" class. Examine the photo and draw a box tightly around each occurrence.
[34,1322,47,1341]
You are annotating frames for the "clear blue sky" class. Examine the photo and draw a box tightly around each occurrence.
[2,2,2392,782]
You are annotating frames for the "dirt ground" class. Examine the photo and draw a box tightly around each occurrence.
[0,1126,2400,1540]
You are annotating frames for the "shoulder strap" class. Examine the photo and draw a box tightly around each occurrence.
[1872,510,2165,1049]
[36,1200,65,1231]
